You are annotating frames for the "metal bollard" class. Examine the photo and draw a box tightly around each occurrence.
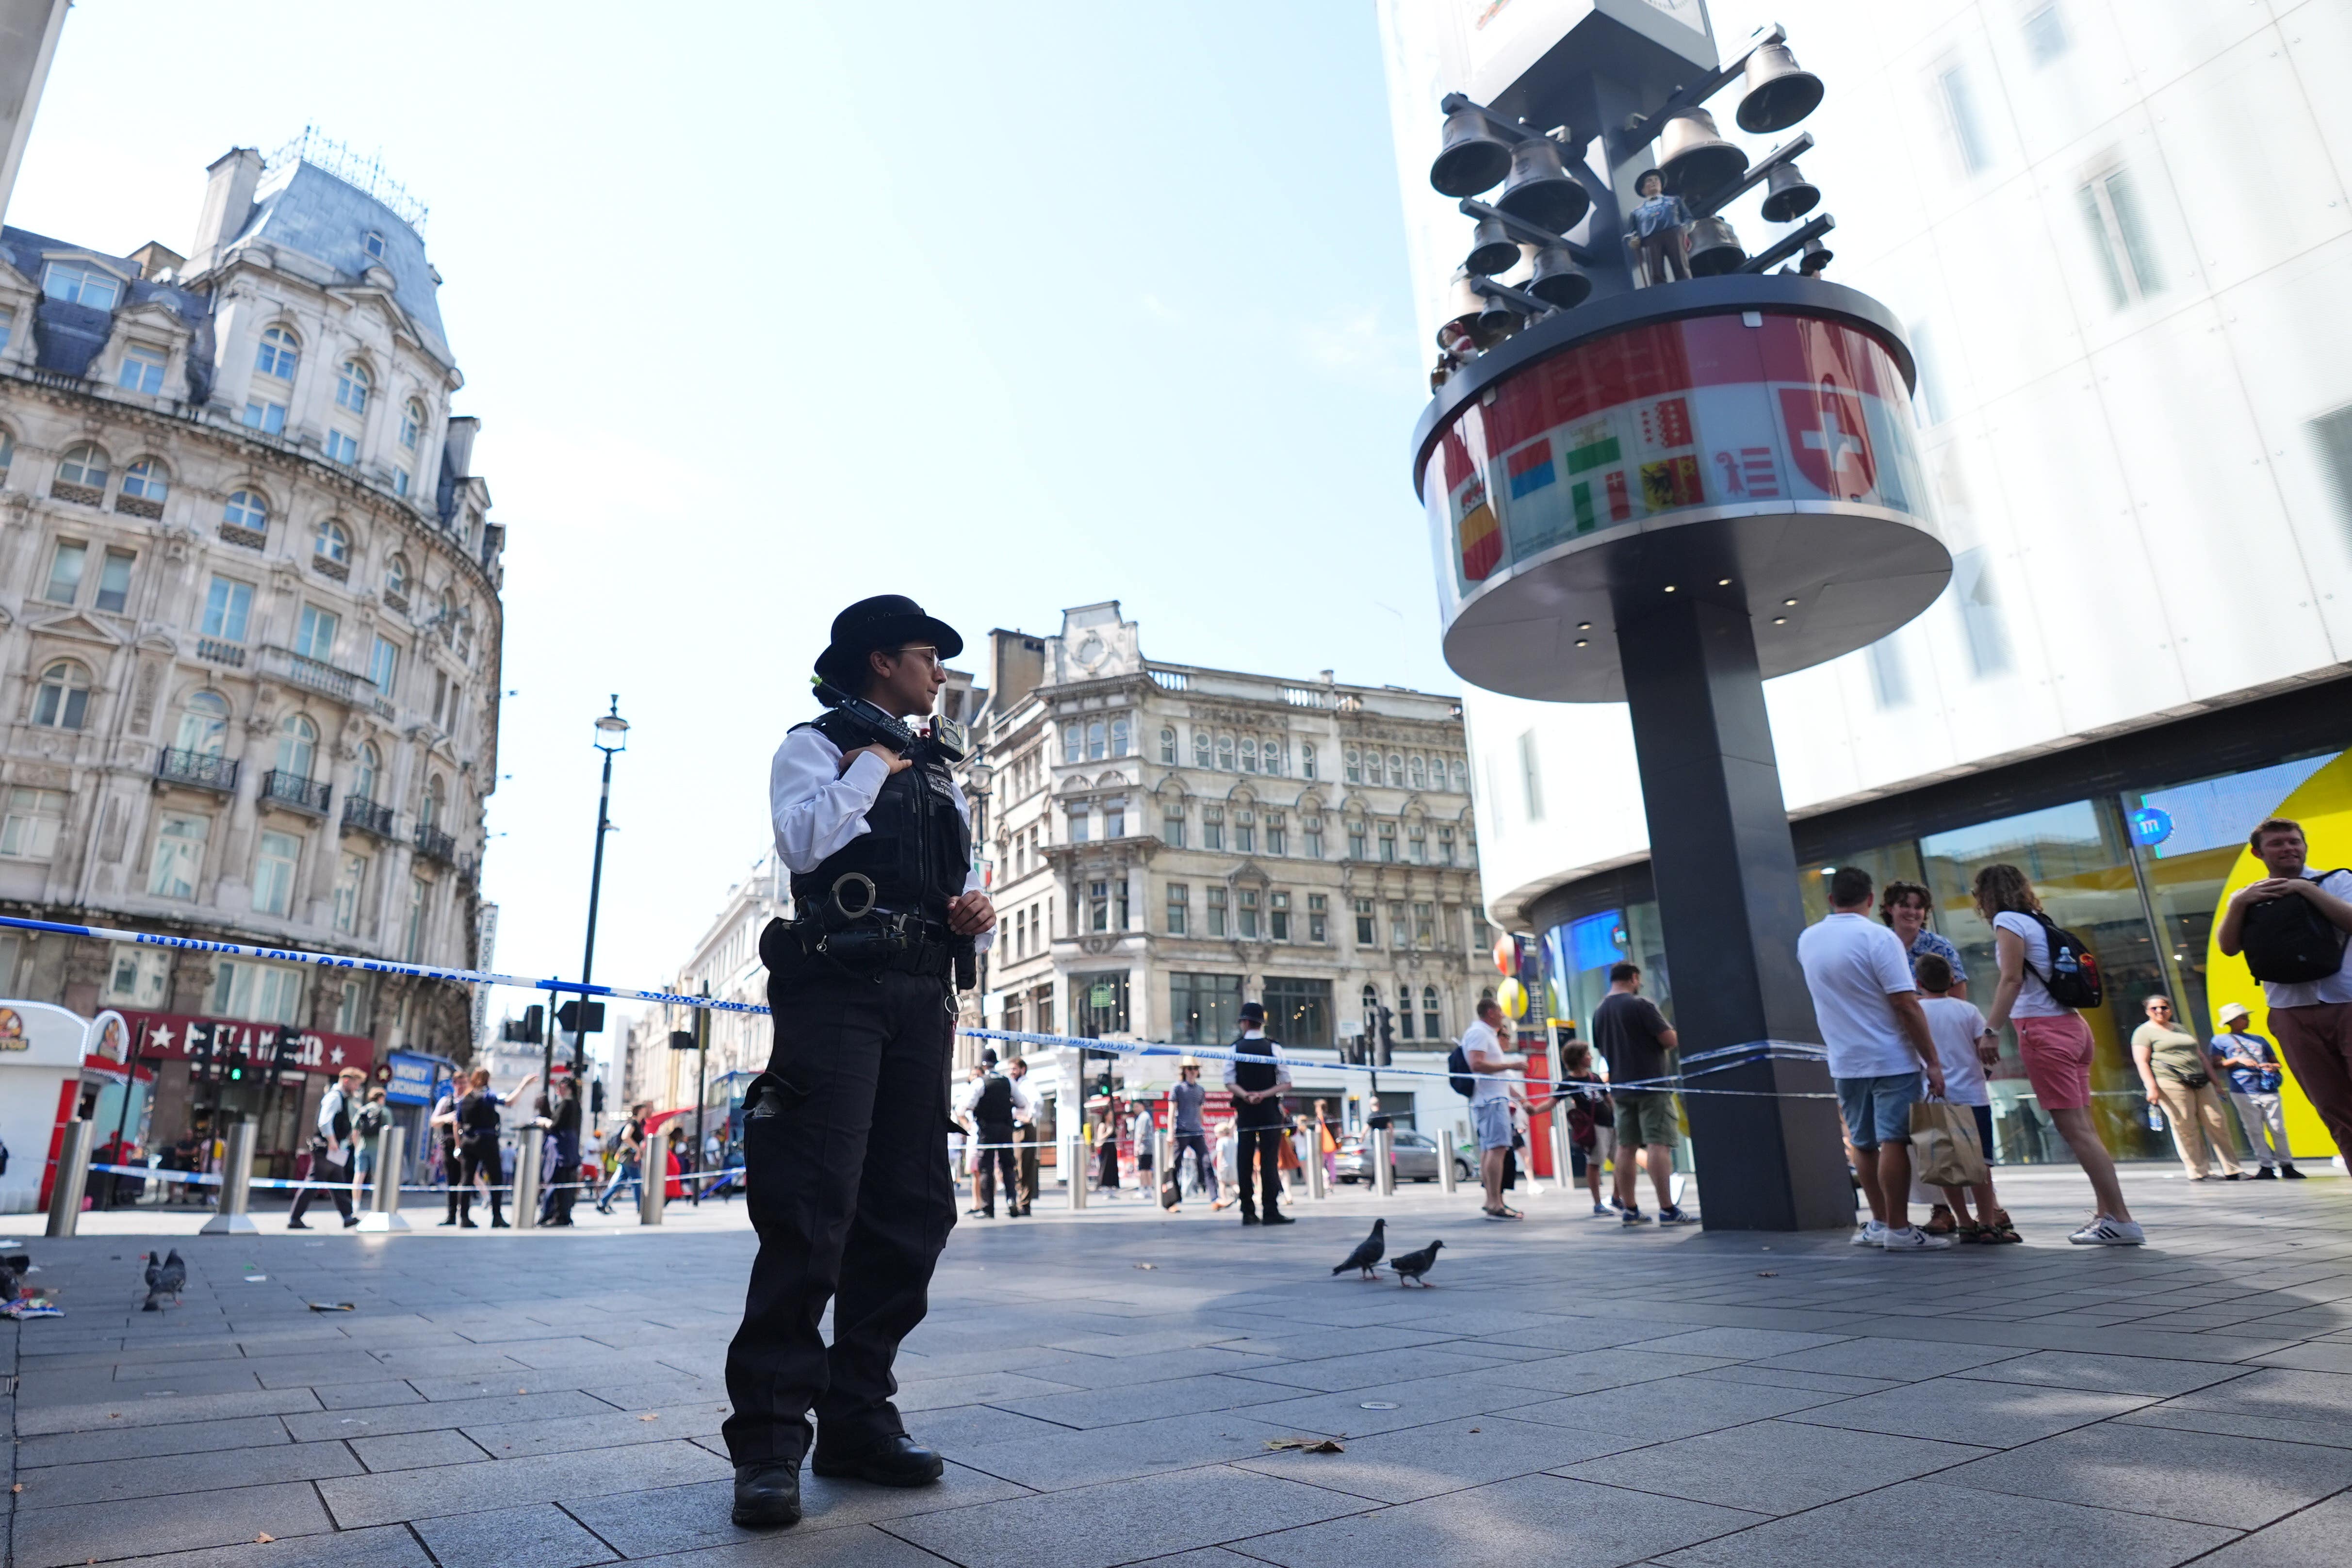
[1552,1098,1579,1194]
[1307,1137,1326,1201]
[1439,1128,1459,1195]
[1065,1129,1087,1210]
[45,1119,93,1238]
[512,1126,544,1232]
[358,1127,410,1233]
[198,1122,261,1236]
[638,1141,665,1225]
[1372,1126,1396,1198]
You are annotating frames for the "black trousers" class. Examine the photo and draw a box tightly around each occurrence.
[722,966,956,1466]
[458,1135,504,1221]
[289,1147,351,1225]
[1172,1130,1216,1196]
[1237,1125,1286,1217]
[971,1121,1018,1213]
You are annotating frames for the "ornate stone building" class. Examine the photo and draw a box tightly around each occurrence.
[0,138,501,1168]
[969,603,1492,1134]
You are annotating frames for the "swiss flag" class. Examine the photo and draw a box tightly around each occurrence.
[1779,382,1876,499]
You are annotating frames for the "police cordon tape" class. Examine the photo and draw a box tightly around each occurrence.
[0,911,1834,1100]
[85,1162,737,1196]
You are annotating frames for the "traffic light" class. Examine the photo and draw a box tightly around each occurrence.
[499,1004,545,1044]
[1376,1005,1396,1067]
[557,1000,605,1035]
[668,1030,697,1051]
[591,1078,606,1115]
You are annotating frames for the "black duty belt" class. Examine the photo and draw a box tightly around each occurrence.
[783,911,957,980]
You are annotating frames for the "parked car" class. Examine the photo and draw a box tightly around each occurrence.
[1334,1128,1475,1184]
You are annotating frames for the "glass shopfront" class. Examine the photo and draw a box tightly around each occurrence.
[1535,748,2345,1169]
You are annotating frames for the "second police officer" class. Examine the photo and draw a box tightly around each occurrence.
[722,595,995,1529]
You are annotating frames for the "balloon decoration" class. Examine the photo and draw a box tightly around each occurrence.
[1497,977,1528,1019]
[1492,934,1517,975]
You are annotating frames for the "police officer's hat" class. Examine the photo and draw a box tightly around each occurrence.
[814,595,964,685]
[1239,1002,1266,1024]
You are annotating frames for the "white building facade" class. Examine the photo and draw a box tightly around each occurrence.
[0,139,502,1170]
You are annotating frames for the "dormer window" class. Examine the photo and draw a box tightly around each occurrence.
[42,263,119,309]
[363,231,386,260]
[117,343,166,395]
[255,326,299,379]
[399,399,424,451]
[335,360,372,415]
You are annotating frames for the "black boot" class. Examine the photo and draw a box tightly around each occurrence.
[732,1460,803,1527]
[459,1193,479,1229]
[810,1433,944,1487]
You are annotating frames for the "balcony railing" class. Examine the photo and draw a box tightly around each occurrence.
[341,795,396,837]
[1146,667,1191,691]
[196,638,246,668]
[156,749,238,793]
[261,769,330,814]
[414,824,457,864]
[256,645,380,708]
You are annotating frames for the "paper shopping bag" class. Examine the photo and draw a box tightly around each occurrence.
[1910,1100,1988,1188]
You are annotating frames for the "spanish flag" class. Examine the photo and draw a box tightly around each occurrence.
[1459,484,1502,583]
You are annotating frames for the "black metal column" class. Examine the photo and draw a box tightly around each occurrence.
[1614,589,1852,1231]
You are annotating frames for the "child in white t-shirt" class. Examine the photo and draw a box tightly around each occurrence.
[1916,952,2018,1244]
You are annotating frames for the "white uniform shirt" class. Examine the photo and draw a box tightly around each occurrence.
[1221,1030,1292,1093]
[769,724,992,950]
[954,1069,1035,1123]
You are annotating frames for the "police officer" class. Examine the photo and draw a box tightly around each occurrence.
[954,1048,1033,1218]
[1222,1002,1294,1225]
[723,595,995,1530]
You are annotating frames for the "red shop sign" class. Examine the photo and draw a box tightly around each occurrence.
[117,1012,376,1077]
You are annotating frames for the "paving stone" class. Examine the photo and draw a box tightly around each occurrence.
[1508,1370,1857,1440]
[352,1427,493,1470]
[2113,1404,2352,1450]
[2170,1368,2352,1424]
[285,1388,615,1441]
[886,1462,1371,1568]
[1746,1335,2032,1381]
[319,1437,732,1526]
[1234,1412,1644,1503]
[16,1384,320,1436]
[15,1412,293,1469]
[991,1371,1307,1427]
[18,1362,268,1405]
[1220,1344,1519,1392]
[1656,1478,2240,1568]
[566,1462,1029,1555]
[17,1436,362,1508]
[1784,1374,2150,1447]
[314,1377,431,1409]
[1936,1421,2352,1529]
[13,1479,335,1568]
[410,1502,620,1568]
[39,1522,433,1568]
[1688,1364,1905,1396]
[1625,1325,1857,1359]
[2250,1340,2352,1374]
[463,1398,731,1458]
[1556,1418,1992,1513]
[929,1407,1314,1491]
[2194,1490,2352,1567]
[1240,1372,1556,1438]
[611,1524,964,1566]
[887,1369,1089,1410]
[1237,1471,1764,1568]
[1948,1349,2254,1398]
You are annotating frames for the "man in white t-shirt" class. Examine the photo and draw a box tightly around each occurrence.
[2219,817,2352,1165]
[1797,866,1948,1253]
[1460,999,1525,1220]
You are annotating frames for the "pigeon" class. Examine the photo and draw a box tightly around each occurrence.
[1331,1219,1387,1280]
[142,1249,186,1311]
[1389,1239,1445,1287]
[0,1252,28,1303]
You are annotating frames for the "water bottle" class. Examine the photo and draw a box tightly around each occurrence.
[2146,1102,2165,1133]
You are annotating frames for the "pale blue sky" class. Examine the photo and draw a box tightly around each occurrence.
[13,1,1446,1049]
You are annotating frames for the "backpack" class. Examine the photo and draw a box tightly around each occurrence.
[1446,1044,1476,1098]
[2025,911,2103,1010]
[2239,872,2352,984]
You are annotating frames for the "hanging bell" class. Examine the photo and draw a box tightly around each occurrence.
[1430,106,1515,197]
[1495,136,1590,234]
[1736,42,1825,133]
[1759,160,1820,223]
[1474,286,1522,346]
[1463,216,1520,277]
[1797,236,1834,276]
[1684,216,1746,277]
[1528,245,1591,309]
[1657,108,1747,201]
[1438,270,1485,352]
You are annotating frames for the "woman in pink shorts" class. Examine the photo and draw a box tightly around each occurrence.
[1975,864,2144,1245]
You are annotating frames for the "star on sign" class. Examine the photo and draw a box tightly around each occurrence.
[329,1046,345,1065]
[151,1025,176,1049]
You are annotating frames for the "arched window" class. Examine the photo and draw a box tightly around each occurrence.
[1109,716,1129,757]
[400,399,425,451]
[120,457,169,501]
[1086,721,1105,761]
[1448,758,1465,794]
[1265,739,1284,777]
[1192,731,1210,768]
[56,443,107,489]
[1241,737,1258,773]
[354,741,381,803]
[385,555,409,599]
[1302,742,1317,780]
[1216,735,1234,771]
[421,775,444,828]
[315,519,350,564]
[1062,725,1081,764]
[1344,746,1361,784]
[1409,756,1426,789]
[335,359,372,414]
[0,426,15,476]
[32,661,91,729]
[437,588,455,629]
[222,490,268,533]
[1159,727,1176,765]
[1422,984,1442,1041]
[276,713,318,780]
[1387,752,1405,788]
[255,326,299,379]
[176,691,229,757]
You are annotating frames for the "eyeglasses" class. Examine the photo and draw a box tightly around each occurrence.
[893,645,943,669]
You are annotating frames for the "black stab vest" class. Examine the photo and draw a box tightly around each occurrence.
[1232,1036,1285,1129]
[975,1072,1013,1125]
[788,712,971,926]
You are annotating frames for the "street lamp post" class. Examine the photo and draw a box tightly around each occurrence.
[556,696,629,1101]
[963,755,995,1043]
